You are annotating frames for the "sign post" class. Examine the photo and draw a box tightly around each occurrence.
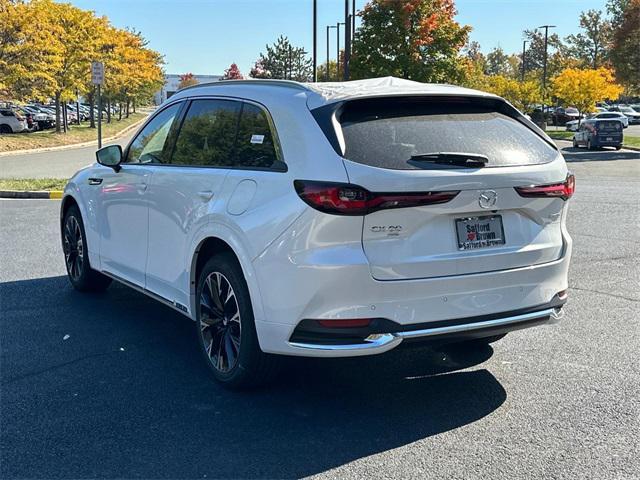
[91,61,104,148]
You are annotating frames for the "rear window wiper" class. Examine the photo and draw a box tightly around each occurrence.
[409,152,489,168]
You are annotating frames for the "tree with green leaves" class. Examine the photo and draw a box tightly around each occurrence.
[565,10,611,69]
[609,0,639,94]
[249,35,312,82]
[607,0,631,23]
[485,47,511,76]
[350,0,471,82]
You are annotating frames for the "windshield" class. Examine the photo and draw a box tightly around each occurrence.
[339,98,557,170]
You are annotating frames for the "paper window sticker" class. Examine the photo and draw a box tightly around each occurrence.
[250,134,265,144]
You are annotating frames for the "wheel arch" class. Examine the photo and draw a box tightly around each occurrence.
[188,230,266,327]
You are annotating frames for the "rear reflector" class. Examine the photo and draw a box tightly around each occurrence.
[515,173,575,201]
[316,319,372,328]
[294,180,459,215]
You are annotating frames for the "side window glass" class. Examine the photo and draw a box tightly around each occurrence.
[126,103,181,164]
[234,103,279,169]
[171,99,240,167]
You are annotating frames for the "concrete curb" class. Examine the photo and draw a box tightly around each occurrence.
[0,116,147,158]
[0,190,63,199]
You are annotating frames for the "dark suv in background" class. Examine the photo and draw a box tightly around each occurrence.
[573,119,623,150]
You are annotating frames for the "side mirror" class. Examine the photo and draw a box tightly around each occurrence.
[96,145,122,172]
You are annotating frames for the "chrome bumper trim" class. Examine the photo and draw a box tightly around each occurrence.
[289,333,401,351]
[396,308,556,339]
[288,308,558,352]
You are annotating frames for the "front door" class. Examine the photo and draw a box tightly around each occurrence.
[145,99,240,310]
[96,102,182,286]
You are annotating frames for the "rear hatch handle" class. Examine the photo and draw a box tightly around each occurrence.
[408,152,489,169]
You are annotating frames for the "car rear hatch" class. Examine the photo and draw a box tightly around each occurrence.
[320,96,570,281]
[595,120,623,141]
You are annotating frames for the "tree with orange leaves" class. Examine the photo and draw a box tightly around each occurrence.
[350,0,470,82]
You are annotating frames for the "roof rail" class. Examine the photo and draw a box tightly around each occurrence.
[177,78,312,94]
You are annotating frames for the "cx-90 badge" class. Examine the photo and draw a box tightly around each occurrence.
[370,225,403,236]
[479,190,498,209]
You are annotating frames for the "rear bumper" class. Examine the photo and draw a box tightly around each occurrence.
[251,208,571,357]
[595,137,623,146]
[289,302,565,354]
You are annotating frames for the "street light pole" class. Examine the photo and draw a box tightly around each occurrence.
[538,25,556,90]
[344,0,351,81]
[326,25,337,81]
[352,0,356,41]
[336,22,344,79]
[521,40,527,82]
[312,0,317,82]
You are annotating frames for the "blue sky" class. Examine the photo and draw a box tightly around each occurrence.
[68,0,608,76]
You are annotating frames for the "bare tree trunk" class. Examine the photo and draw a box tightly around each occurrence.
[118,103,122,121]
[132,98,136,113]
[125,98,130,118]
[62,101,68,133]
[55,92,61,133]
[106,98,111,124]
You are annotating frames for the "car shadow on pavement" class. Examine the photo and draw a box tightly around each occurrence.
[561,146,640,162]
[1,276,506,479]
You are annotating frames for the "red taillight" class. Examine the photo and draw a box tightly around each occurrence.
[316,318,372,328]
[294,180,459,215]
[515,173,575,201]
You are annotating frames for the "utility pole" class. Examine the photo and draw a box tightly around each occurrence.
[521,40,527,82]
[538,25,555,90]
[312,0,317,82]
[344,0,351,80]
[336,22,344,79]
[326,25,337,81]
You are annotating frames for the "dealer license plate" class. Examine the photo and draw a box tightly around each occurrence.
[455,215,506,250]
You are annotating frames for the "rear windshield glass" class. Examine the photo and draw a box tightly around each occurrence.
[339,99,557,170]
[597,120,623,132]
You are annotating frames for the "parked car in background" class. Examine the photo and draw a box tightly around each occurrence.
[0,108,28,133]
[565,111,629,131]
[573,119,623,150]
[61,78,573,387]
[553,107,581,126]
[14,107,35,131]
[24,105,55,130]
[610,106,640,124]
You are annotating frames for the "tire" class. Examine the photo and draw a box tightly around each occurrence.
[615,145,622,150]
[62,205,112,292]
[572,138,578,148]
[0,124,12,134]
[587,139,594,150]
[196,253,280,389]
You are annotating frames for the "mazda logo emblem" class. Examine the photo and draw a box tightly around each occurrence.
[479,190,497,209]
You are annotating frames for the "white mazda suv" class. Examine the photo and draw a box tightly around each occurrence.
[60,77,573,387]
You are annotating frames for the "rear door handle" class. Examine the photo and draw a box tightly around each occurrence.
[88,178,103,185]
[197,190,214,201]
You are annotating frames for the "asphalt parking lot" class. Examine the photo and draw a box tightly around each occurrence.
[1,145,639,479]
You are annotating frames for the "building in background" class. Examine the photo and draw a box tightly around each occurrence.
[154,74,222,104]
